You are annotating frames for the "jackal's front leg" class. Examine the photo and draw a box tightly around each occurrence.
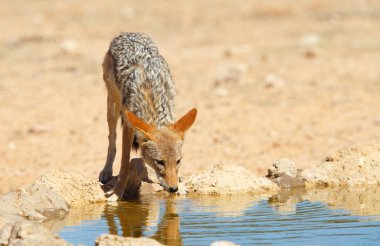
[99,96,121,184]
[106,124,134,201]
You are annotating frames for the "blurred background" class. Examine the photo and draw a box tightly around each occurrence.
[1,0,380,194]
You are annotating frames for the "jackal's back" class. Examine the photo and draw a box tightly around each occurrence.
[108,32,175,126]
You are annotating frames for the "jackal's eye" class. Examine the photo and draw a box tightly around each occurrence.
[155,160,165,166]
[176,159,181,165]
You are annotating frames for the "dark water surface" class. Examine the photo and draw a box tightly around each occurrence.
[52,187,380,246]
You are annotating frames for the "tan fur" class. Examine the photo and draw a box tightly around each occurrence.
[99,33,197,200]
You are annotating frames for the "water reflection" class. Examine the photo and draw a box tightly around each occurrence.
[188,194,268,217]
[302,186,380,217]
[268,188,304,214]
[151,199,182,246]
[103,196,182,246]
[45,202,106,232]
[268,186,380,216]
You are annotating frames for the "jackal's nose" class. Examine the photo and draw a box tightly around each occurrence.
[169,187,178,193]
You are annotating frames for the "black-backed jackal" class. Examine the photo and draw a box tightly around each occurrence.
[99,33,197,200]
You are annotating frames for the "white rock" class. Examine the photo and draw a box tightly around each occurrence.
[95,234,163,246]
[211,241,240,246]
[60,39,79,55]
[299,33,321,46]
[215,87,229,97]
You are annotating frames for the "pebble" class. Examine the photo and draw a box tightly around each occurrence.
[264,73,285,89]
[120,7,136,19]
[60,39,79,55]
[211,241,240,246]
[28,125,52,134]
[8,143,16,151]
[215,87,229,97]
[299,33,320,46]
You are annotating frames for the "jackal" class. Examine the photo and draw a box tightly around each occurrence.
[99,33,197,200]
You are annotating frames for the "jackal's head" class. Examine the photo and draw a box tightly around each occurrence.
[124,109,197,193]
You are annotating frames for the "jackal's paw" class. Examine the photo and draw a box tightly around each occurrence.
[99,168,113,184]
[106,193,119,202]
[105,185,125,201]
[105,189,124,201]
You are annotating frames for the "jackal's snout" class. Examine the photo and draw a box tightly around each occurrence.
[156,171,179,193]
[164,168,179,193]
[169,187,178,193]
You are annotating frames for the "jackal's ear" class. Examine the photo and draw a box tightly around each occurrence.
[124,110,153,137]
[172,108,197,136]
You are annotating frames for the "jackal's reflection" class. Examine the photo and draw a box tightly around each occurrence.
[103,197,182,245]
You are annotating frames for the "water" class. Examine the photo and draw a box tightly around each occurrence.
[50,186,380,246]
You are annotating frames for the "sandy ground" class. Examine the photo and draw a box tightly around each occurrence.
[1,0,380,195]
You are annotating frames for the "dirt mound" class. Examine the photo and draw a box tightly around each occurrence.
[302,145,380,187]
[0,170,106,228]
[186,163,279,195]
[30,170,106,206]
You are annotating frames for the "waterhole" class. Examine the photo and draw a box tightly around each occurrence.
[47,186,380,245]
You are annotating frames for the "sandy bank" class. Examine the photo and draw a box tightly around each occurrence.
[1,145,380,245]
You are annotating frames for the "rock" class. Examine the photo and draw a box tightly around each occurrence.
[299,33,320,46]
[263,73,285,89]
[7,143,16,151]
[27,125,52,134]
[186,163,278,195]
[302,145,380,187]
[0,221,70,246]
[267,159,297,178]
[214,87,229,97]
[29,170,106,207]
[95,234,163,246]
[177,182,188,195]
[214,64,247,86]
[269,173,304,189]
[0,224,12,245]
[120,7,136,19]
[60,39,79,55]
[303,48,319,59]
[266,159,304,189]
[211,241,240,246]
[0,170,106,228]
[0,188,68,224]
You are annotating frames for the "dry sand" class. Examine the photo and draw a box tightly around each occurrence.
[1,0,380,195]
